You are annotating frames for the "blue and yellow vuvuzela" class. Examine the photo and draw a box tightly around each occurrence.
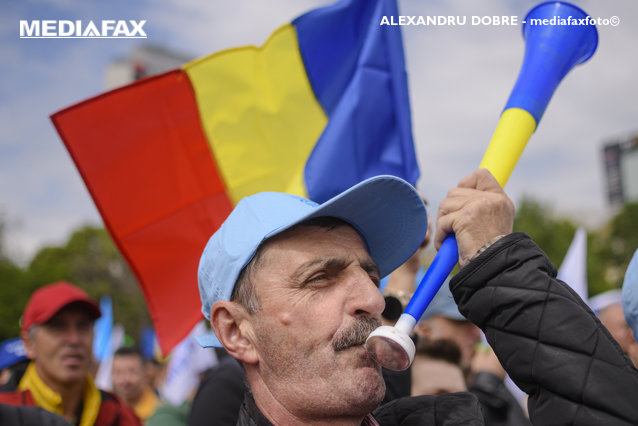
[367,1,599,371]
[481,1,598,186]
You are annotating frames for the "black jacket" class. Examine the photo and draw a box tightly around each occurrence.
[468,372,529,426]
[372,393,484,425]
[0,404,71,426]
[451,232,638,425]
[189,354,246,426]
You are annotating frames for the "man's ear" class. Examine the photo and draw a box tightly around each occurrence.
[21,329,36,360]
[210,301,259,364]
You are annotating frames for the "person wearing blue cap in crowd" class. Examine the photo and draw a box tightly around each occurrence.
[588,288,638,367]
[413,281,530,426]
[384,262,529,426]
[622,249,638,364]
[197,168,638,425]
[414,279,482,374]
[0,338,28,387]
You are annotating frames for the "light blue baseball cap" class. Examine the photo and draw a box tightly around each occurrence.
[196,175,428,348]
[588,289,622,315]
[622,249,638,341]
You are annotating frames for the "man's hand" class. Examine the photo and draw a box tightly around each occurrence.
[435,169,514,268]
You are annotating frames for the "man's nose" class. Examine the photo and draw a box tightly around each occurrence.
[64,324,87,343]
[347,270,385,319]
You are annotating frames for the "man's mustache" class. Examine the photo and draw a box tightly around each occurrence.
[333,317,380,352]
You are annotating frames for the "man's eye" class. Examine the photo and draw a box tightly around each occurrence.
[369,275,381,288]
[307,273,328,283]
[78,321,93,332]
[47,322,65,330]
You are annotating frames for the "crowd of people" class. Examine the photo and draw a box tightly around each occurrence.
[2,169,638,425]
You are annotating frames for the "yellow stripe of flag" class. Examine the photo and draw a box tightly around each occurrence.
[184,24,328,203]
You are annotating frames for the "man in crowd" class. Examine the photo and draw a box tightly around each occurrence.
[372,204,529,425]
[382,252,529,425]
[112,347,161,422]
[623,249,638,345]
[414,280,482,376]
[0,281,141,426]
[589,289,638,366]
[197,170,638,425]
[414,282,530,426]
[410,339,467,396]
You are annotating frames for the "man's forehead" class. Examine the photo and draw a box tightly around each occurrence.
[113,354,144,366]
[599,303,626,320]
[254,222,378,277]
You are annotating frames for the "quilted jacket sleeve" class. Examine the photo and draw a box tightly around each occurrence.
[450,232,638,426]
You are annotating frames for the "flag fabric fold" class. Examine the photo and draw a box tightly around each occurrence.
[557,227,588,301]
[93,295,113,362]
[294,0,417,202]
[160,321,218,405]
[94,324,125,391]
[51,0,418,354]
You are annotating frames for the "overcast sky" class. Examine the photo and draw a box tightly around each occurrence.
[2,0,637,262]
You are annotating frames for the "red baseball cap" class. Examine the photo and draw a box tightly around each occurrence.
[21,281,101,333]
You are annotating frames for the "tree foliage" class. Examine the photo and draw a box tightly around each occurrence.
[513,197,577,266]
[0,260,30,341]
[513,197,638,298]
[0,225,151,342]
[594,202,638,292]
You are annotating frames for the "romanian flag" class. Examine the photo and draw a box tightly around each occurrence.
[51,0,418,354]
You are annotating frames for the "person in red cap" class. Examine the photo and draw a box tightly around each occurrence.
[0,281,141,426]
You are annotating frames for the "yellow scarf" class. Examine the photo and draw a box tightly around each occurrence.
[134,387,160,420]
[19,362,102,426]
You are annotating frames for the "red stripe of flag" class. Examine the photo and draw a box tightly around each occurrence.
[52,70,232,354]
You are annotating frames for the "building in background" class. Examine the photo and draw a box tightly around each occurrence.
[105,44,193,90]
[603,133,638,206]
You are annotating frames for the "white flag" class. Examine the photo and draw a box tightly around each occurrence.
[94,323,125,391]
[558,227,588,301]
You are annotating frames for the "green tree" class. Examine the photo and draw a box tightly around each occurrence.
[0,259,30,341]
[609,202,638,266]
[590,202,638,293]
[513,198,638,298]
[513,197,578,266]
[0,212,31,340]
[585,230,612,297]
[0,225,151,342]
